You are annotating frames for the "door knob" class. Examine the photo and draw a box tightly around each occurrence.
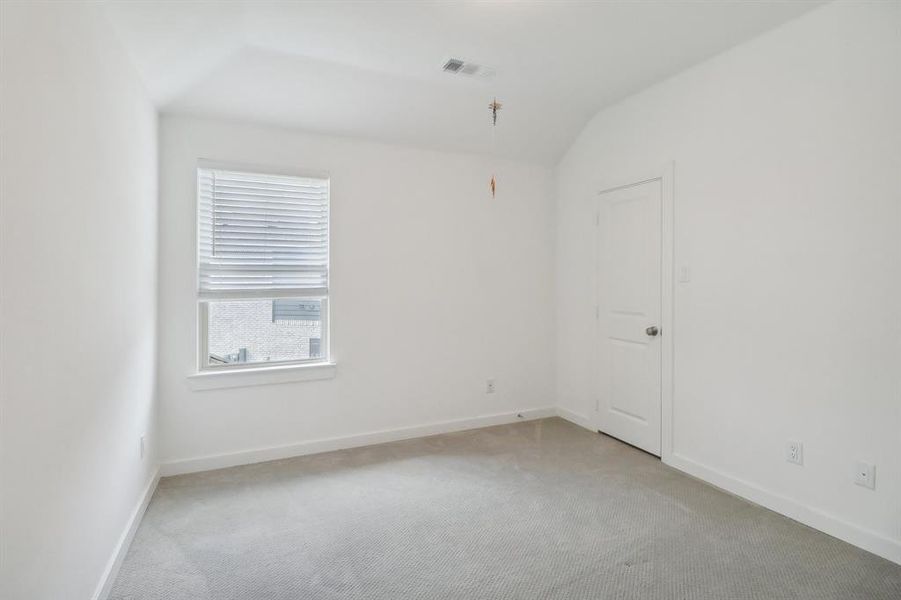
[645,326,659,337]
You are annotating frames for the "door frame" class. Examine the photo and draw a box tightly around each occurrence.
[594,161,675,461]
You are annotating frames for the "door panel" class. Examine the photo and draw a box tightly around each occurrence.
[596,180,662,456]
[609,339,651,423]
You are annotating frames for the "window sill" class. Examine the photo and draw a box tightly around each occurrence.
[187,361,336,391]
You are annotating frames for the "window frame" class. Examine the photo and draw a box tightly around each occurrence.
[194,160,331,375]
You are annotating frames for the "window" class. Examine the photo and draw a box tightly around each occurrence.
[197,167,329,370]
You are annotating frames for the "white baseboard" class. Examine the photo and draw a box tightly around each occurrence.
[161,407,557,476]
[555,406,594,432]
[93,467,160,600]
[665,452,901,566]
[555,407,900,565]
[158,403,900,567]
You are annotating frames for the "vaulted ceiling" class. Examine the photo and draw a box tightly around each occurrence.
[104,1,824,165]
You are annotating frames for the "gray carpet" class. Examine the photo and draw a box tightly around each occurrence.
[110,418,901,599]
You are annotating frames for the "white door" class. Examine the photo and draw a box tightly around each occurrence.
[595,179,662,456]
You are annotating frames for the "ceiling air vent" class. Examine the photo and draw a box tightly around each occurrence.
[443,58,465,73]
[442,58,495,79]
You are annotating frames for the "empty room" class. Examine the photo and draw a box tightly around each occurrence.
[2,1,900,598]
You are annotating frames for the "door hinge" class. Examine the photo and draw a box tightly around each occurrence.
[595,212,600,227]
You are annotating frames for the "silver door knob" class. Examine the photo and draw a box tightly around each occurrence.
[645,326,659,337]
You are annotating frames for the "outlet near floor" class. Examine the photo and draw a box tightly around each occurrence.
[486,378,496,394]
[854,461,875,489]
[785,440,803,465]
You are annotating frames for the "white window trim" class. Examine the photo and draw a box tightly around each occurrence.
[191,159,334,387]
[187,361,336,391]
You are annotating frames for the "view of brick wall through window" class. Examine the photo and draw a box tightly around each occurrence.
[208,300,321,364]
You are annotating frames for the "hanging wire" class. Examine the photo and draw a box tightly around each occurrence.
[489,98,502,198]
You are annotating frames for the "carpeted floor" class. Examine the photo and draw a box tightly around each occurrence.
[110,418,901,599]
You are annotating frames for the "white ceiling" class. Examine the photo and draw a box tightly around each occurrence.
[104,0,823,165]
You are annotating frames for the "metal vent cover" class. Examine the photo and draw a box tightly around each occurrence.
[443,58,464,73]
[442,58,495,79]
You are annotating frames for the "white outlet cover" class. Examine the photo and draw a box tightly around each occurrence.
[785,440,803,465]
[486,378,496,393]
[854,461,875,489]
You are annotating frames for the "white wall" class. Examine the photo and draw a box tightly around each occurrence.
[556,0,900,562]
[158,116,555,467]
[0,3,158,599]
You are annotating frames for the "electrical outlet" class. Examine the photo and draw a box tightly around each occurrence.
[854,461,875,489]
[486,378,496,394]
[786,440,803,465]
[140,434,146,460]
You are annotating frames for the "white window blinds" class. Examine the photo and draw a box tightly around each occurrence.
[198,168,329,299]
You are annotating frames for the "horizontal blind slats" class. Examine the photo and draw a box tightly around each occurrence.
[211,214,326,226]
[201,260,327,267]
[211,202,327,214]
[200,224,327,235]
[198,168,329,294]
[210,243,327,250]
[208,196,327,205]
